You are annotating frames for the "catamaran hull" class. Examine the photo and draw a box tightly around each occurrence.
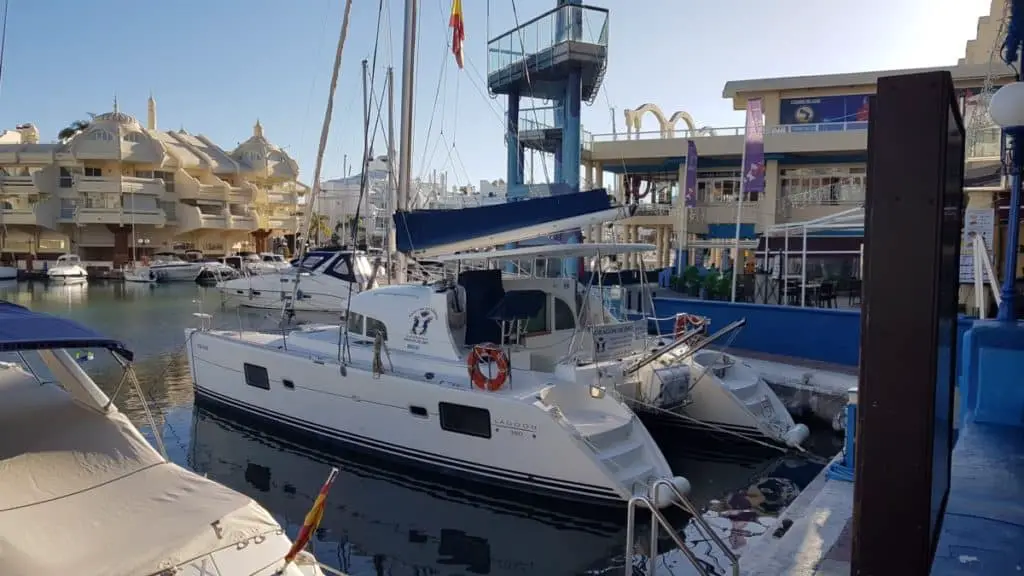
[186,330,657,506]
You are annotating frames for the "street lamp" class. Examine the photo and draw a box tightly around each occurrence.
[988,81,1024,322]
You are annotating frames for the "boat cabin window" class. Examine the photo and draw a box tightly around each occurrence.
[365,316,387,340]
[324,254,356,282]
[243,363,270,390]
[438,402,491,439]
[299,254,327,271]
[523,299,549,335]
[554,297,575,331]
[346,312,364,335]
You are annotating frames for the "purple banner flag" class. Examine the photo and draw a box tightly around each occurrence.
[743,98,766,194]
[684,140,698,208]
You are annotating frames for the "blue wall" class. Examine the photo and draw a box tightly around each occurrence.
[707,223,756,240]
[654,297,977,369]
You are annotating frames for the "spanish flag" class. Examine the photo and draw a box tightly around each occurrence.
[450,0,465,69]
[283,467,339,565]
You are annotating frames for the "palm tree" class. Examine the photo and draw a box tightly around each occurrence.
[307,213,331,247]
[58,120,91,143]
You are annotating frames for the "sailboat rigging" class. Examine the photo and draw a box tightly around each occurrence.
[286,0,355,317]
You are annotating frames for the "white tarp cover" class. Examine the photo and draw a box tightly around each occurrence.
[0,368,285,576]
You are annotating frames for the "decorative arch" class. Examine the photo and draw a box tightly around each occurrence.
[622,104,700,139]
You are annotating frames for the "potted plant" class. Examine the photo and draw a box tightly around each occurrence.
[682,266,701,296]
[701,271,720,300]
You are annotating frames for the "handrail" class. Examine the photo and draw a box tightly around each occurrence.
[626,478,740,576]
[627,495,710,576]
[487,3,609,45]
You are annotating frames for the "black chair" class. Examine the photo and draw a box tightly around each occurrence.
[817,280,838,308]
[848,279,862,307]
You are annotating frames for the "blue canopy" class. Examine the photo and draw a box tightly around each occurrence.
[0,301,134,361]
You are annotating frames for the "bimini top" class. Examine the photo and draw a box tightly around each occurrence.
[0,301,133,361]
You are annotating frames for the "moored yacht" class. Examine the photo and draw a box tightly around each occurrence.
[46,253,88,284]
[216,249,380,312]
[0,301,324,576]
[123,251,202,283]
[186,268,691,508]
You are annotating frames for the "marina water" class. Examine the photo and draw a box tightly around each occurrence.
[1,280,840,575]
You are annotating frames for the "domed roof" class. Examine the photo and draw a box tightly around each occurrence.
[90,98,141,129]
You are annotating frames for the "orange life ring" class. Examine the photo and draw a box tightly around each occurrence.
[674,313,705,338]
[467,343,509,392]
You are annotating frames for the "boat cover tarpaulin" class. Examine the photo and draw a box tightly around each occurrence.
[0,369,283,576]
[0,301,134,361]
[394,188,614,255]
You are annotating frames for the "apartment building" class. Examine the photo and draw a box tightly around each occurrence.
[580,0,1018,280]
[0,96,306,267]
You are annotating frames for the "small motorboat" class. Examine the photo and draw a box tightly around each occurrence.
[46,254,88,285]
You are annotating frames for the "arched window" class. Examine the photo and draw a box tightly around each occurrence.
[123,132,144,143]
[554,297,576,331]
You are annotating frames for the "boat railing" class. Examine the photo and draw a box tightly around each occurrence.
[626,477,739,576]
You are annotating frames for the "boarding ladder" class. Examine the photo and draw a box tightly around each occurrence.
[625,478,738,576]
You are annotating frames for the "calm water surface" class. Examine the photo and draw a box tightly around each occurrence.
[1,280,840,576]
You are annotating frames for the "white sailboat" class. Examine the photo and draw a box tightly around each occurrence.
[0,301,324,576]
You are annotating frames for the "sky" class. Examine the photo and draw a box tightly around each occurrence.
[0,0,993,189]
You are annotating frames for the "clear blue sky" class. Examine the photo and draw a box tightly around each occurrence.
[0,0,991,188]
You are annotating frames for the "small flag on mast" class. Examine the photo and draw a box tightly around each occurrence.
[450,0,465,69]
[283,467,339,565]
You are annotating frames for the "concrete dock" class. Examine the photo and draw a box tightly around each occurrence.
[737,456,853,575]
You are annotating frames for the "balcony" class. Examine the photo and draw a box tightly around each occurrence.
[778,183,865,223]
[487,3,608,102]
[74,194,167,227]
[74,176,166,196]
[0,175,41,196]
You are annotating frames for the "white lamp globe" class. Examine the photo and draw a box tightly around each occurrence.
[988,81,1024,129]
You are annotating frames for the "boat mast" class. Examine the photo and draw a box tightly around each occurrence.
[385,66,396,280]
[288,0,355,310]
[395,0,417,285]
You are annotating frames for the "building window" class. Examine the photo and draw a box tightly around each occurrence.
[554,297,576,331]
[438,402,492,439]
[134,170,154,178]
[58,168,73,188]
[780,166,866,206]
[243,363,270,390]
[696,170,759,203]
[123,132,144,143]
[84,129,114,141]
[154,171,175,193]
[84,167,102,177]
[160,201,177,220]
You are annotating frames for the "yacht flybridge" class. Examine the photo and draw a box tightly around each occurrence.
[186,268,691,507]
[0,301,324,576]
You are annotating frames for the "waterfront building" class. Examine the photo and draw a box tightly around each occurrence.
[580,0,1019,281]
[0,96,305,268]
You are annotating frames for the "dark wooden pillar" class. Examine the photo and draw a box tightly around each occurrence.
[107,224,132,268]
[252,229,271,253]
[851,71,965,574]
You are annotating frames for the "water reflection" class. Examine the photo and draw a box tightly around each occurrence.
[191,406,630,576]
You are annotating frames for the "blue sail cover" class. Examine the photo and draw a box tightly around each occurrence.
[0,301,134,361]
[394,188,613,254]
